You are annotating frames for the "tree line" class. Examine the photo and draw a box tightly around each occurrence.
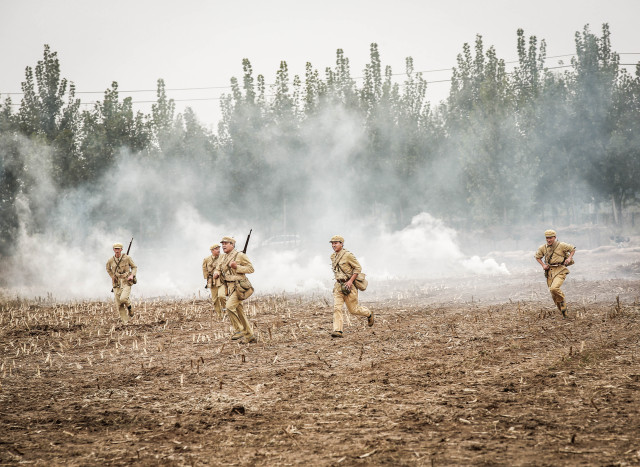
[1,24,639,258]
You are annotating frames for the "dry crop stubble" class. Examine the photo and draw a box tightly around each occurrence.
[1,277,640,465]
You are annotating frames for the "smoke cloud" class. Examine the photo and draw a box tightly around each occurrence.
[1,111,510,301]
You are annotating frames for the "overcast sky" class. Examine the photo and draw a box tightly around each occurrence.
[1,0,638,128]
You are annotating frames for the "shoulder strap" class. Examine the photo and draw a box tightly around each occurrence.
[332,250,346,272]
[221,251,240,276]
[545,242,559,264]
[333,250,355,277]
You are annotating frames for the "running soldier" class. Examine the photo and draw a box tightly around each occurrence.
[202,243,225,318]
[106,242,137,324]
[535,229,576,318]
[329,235,374,338]
[215,236,256,343]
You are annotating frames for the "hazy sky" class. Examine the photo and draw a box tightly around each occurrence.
[1,0,638,127]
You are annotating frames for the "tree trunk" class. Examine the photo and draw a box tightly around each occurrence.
[611,195,620,225]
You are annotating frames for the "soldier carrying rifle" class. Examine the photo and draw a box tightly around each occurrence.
[214,233,256,343]
[106,239,137,324]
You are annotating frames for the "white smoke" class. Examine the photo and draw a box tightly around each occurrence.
[6,206,508,299]
[2,110,510,301]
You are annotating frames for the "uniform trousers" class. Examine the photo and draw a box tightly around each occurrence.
[113,281,132,324]
[209,284,226,318]
[333,283,370,332]
[226,286,253,339]
[546,265,569,307]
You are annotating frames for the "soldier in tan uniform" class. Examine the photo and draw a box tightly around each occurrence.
[535,229,576,318]
[215,236,256,343]
[329,235,374,338]
[202,243,226,318]
[106,242,137,324]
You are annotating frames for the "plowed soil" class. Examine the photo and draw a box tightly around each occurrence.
[1,272,640,466]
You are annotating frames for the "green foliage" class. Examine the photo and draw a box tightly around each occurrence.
[1,25,639,255]
[0,134,24,256]
[151,78,176,153]
[79,82,151,181]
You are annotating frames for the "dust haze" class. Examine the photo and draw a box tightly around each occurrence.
[0,106,518,301]
[2,46,639,301]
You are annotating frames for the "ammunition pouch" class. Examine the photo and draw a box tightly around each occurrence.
[235,278,254,300]
[354,273,368,291]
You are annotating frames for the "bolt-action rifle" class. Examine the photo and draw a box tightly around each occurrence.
[242,229,252,254]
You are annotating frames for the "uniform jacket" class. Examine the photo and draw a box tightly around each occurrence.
[331,249,362,282]
[106,254,137,285]
[202,254,224,287]
[215,249,254,283]
[535,241,576,267]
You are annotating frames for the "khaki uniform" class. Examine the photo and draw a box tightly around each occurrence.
[106,254,137,323]
[216,249,255,340]
[331,249,370,333]
[202,254,226,317]
[535,241,576,309]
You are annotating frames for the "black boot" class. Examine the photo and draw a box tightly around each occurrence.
[559,302,567,319]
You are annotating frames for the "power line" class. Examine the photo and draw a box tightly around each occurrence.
[3,59,639,107]
[3,53,639,97]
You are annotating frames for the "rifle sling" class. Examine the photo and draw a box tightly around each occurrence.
[220,251,240,282]
[112,255,125,286]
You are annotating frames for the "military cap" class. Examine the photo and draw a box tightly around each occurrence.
[330,235,344,243]
[113,242,123,249]
[544,230,556,237]
[220,236,236,244]
[209,243,220,250]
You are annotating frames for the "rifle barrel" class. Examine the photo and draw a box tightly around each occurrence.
[242,229,252,254]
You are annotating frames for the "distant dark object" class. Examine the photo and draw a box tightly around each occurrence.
[230,405,245,415]
[610,235,630,244]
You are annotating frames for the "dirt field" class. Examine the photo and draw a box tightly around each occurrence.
[1,271,640,466]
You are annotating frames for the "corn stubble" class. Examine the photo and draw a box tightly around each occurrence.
[1,281,639,465]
